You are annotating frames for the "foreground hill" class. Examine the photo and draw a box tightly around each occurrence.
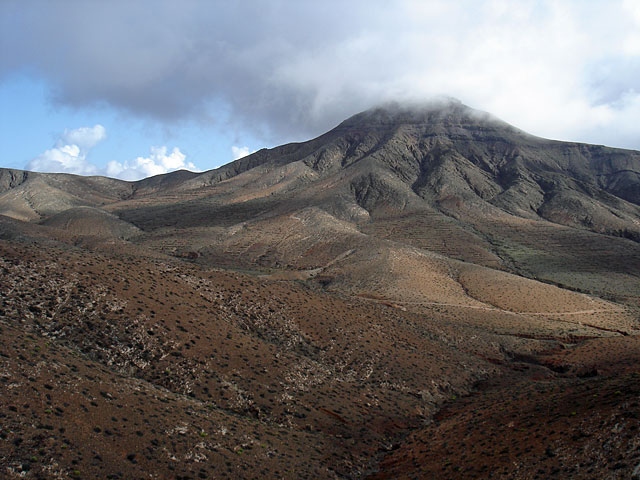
[1,99,640,478]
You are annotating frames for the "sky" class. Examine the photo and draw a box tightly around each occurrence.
[1,0,640,181]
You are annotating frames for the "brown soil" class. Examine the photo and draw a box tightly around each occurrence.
[369,344,640,479]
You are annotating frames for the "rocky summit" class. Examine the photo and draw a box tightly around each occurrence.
[1,99,640,479]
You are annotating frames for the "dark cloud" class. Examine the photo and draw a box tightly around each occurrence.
[1,0,376,140]
[2,0,640,148]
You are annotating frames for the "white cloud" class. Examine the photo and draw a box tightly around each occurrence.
[231,145,255,160]
[622,0,640,55]
[28,125,197,180]
[5,1,640,149]
[106,146,197,181]
[61,125,106,150]
[27,125,105,175]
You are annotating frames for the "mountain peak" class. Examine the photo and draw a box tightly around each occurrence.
[338,97,502,130]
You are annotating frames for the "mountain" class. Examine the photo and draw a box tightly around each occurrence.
[84,98,640,300]
[1,99,640,479]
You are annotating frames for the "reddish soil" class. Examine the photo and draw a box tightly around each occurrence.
[369,340,640,479]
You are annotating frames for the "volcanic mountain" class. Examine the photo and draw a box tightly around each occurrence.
[1,99,640,479]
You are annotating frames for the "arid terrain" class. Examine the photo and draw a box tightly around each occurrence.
[1,99,640,479]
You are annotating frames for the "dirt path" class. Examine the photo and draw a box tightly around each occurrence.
[392,299,624,317]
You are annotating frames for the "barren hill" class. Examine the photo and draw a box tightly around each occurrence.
[1,99,640,479]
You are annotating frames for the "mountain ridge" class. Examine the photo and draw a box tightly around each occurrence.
[2,100,640,250]
[2,99,640,203]
[2,100,640,479]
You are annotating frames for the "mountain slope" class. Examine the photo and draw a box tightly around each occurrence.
[95,99,640,304]
[3,100,639,304]
[3,99,639,234]
[1,99,640,479]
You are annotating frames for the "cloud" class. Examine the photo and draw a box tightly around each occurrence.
[231,145,255,160]
[3,1,640,149]
[61,125,106,150]
[27,125,105,175]
[106,146,197,181]
[27,125,196,180]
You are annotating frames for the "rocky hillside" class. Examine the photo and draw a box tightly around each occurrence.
[1,99,639,479]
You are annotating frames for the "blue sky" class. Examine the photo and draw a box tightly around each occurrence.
[0,74,266,178]
[2,0,640,180]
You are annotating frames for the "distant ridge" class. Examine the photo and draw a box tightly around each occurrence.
[2,99,640,239]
